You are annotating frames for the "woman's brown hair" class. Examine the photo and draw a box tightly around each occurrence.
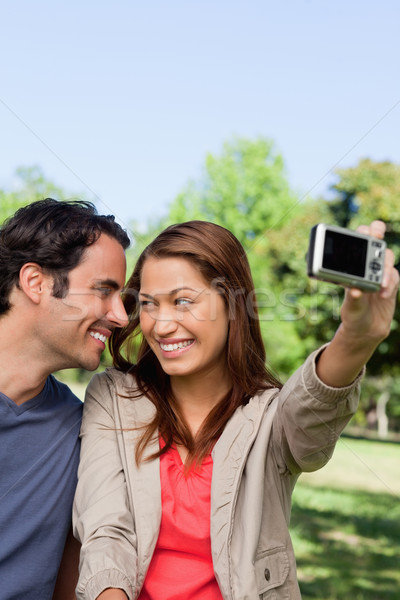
[110,220,281,468]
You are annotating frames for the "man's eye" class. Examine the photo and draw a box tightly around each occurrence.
[96,287,112,296]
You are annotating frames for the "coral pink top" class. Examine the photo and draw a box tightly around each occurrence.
[138,440,223,600]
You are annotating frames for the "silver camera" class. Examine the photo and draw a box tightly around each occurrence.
[307,223,386,292]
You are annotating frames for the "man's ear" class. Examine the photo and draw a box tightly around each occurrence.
[18,263,49,304]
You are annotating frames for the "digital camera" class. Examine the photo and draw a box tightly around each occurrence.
[307,223,386,292]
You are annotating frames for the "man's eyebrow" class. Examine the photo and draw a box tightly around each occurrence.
[93,279,121,290]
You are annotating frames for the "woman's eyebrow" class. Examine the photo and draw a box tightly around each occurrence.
[170,286,199,295]
[139,287,201,298]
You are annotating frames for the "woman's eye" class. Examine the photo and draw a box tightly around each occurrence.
[139,300,155,307]
[175,297,192,306]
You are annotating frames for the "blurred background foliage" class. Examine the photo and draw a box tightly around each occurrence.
[1,137,399,437]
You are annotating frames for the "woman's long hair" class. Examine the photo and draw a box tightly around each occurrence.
[110,220,281,467]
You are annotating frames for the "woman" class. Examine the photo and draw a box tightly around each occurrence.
[73,219,398,600]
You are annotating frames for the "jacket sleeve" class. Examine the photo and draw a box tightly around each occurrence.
[274,344,364,474]
[73,373,137,600]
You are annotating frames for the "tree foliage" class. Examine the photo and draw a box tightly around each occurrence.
[169,137,299,244]
[0,166,74,224]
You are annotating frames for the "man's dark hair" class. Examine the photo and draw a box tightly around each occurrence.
[0,198,130,315]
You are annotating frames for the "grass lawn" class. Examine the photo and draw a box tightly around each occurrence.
[290,437,400,599]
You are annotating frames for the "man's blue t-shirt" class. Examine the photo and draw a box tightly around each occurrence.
[0,375,83,600]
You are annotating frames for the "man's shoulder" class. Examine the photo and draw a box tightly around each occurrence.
[48,375,83,409]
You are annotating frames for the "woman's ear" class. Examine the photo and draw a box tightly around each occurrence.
[18,263,48,304]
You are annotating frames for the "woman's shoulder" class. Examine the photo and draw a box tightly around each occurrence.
[85,367,141,408]
[84,367,156,419]
[252,386,281,407]
[232,387,280,424]
[88,367,136,391]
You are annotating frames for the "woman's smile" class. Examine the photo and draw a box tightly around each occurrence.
[158,338,195,354]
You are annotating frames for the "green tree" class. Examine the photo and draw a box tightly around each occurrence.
[331,159,400,265]
[0,165,75,224]
[169,137,299,243]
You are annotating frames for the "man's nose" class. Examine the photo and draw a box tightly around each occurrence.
[108,295,129,328]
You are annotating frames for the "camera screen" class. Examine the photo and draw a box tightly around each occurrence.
[322,230,367,277]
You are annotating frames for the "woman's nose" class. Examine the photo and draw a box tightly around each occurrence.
[153,309,179,336]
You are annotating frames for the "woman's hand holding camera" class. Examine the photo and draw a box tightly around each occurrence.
[316,220,399,388]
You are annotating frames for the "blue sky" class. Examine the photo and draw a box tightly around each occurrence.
[1,0,399,232]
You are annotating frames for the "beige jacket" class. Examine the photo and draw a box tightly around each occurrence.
[73,348,362,600]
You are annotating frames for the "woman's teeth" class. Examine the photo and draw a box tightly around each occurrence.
[160,340,193,352]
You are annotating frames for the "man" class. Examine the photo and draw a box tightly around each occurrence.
[0,199,130,600]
